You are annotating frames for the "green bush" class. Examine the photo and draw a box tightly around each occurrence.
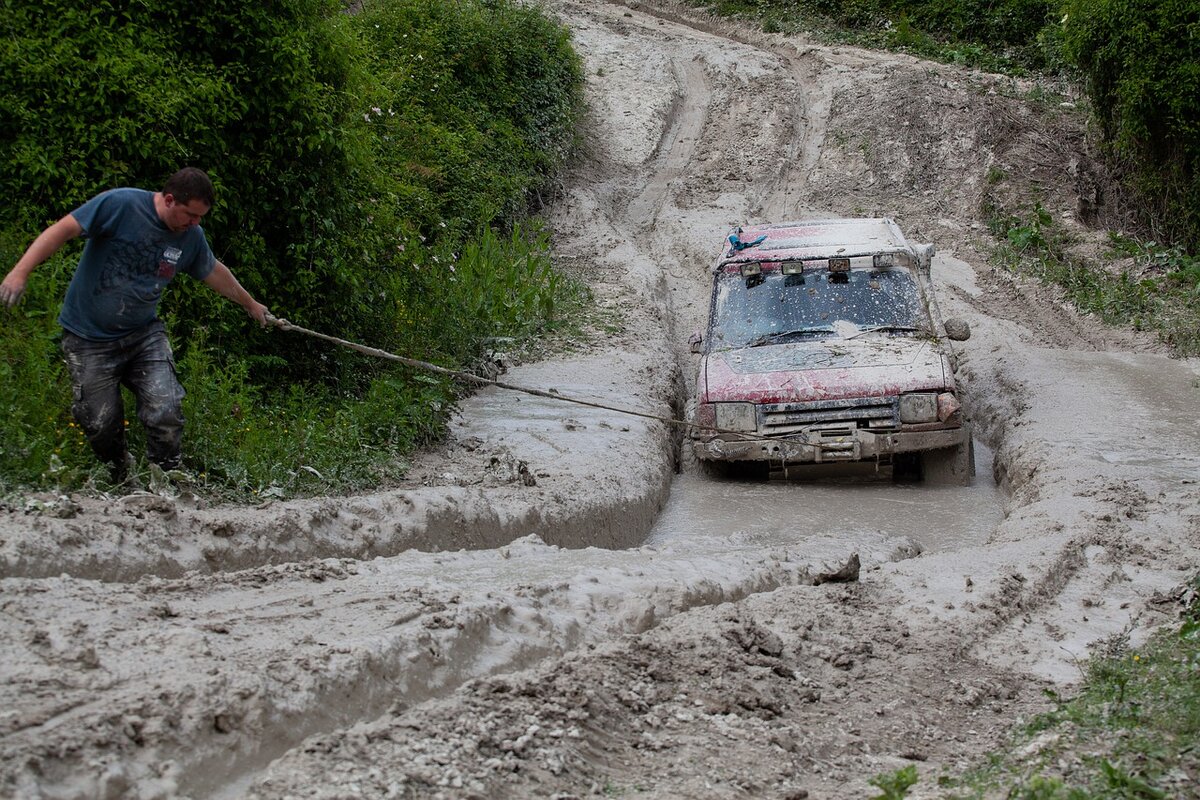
[1,0,581,374]
[1061,0,1200,250]
[0,0,584,495]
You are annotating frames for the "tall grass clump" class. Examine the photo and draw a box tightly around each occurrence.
[0,0,584,497]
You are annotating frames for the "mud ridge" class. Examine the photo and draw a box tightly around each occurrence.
[1,537,893,799]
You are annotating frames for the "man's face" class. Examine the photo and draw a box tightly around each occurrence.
[162,194,210,232]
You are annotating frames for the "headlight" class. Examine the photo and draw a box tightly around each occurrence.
[899,393,938,423]
[714,402,757,432]
[937,392,962,424]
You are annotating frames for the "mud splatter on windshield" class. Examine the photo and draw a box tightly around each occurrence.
[711,267,924,350]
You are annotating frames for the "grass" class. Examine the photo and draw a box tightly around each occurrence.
[0,223,592,502]
[946,575,1200,799]
[872,765,919,799]
[984,200,1200,357]
[682,0,1057,77]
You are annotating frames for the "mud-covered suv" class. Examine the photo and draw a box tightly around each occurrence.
[689,218,974,482]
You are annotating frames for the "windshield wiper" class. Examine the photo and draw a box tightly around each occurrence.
[844,324,923,339]
[840,323,921,340]
[746,327,835,347]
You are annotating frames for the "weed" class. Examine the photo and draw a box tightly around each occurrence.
[986,166,1009,185]
[870,764,918,799]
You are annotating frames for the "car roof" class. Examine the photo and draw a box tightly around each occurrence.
[719,218,911,266]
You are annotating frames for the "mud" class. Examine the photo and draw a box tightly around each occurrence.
[2,1,1199,798]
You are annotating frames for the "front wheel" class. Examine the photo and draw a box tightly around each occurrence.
[696,458,769,481]
[921,428,975,485]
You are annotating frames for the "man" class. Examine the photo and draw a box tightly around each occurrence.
[0,167,269,483]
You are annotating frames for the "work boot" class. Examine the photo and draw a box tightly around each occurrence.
[149,462,194,497]
[109,452,137,487]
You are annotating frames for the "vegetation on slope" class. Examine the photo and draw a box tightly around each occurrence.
[952,576,1200,799]
[0,0,585,497]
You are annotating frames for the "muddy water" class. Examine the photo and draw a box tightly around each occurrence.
[650,441,1004,553]
[1032,350,1200,482]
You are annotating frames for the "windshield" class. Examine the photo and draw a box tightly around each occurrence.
[710,267,926,350]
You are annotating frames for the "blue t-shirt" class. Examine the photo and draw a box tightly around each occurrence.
[58,188,216,340]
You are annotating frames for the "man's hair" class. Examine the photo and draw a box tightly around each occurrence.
[162,167,215,206]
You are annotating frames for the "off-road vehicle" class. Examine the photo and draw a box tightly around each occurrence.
[689,218,973,482]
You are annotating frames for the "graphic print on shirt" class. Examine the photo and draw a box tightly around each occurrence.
[158,246,182,279]
[95,235,177,297]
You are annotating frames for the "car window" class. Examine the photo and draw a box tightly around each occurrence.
[711,267,925,349]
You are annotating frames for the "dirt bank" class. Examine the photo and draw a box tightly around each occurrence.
[2,1,1198,798]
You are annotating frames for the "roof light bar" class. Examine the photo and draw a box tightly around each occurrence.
[828,257,851,272]
[874,251,915,268]
[739,261,762,277]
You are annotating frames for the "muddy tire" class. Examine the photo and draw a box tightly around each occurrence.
[891,452,923,483]
[921,428,975,485]
[698,458,768,481]
[696,457,730,479]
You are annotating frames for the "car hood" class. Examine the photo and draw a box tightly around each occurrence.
[700,336,951,404]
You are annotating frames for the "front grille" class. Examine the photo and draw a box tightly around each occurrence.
[759,397,898,436]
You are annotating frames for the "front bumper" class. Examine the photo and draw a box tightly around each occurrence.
[693,425,968,465]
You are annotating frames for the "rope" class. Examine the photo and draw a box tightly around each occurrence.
[264,313,770,441]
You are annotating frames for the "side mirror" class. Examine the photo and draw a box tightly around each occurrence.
[688,331,703,354]
[914,243,935,273]
[944,318,971,341]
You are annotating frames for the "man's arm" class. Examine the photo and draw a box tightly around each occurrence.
[202,260,269,325]
[1,214,84,307]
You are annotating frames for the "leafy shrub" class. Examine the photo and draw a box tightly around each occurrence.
[1,0,581,374]
[0,0,584,495]
[1061,0,1200,250]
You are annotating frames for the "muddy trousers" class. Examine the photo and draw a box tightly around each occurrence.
[60,322,186,474]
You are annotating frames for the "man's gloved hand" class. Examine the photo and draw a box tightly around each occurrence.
[0,275,26,308]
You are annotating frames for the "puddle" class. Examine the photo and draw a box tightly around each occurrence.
[649,441,1004,553]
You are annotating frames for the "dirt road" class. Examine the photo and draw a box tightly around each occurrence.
[3,2,1199,798]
